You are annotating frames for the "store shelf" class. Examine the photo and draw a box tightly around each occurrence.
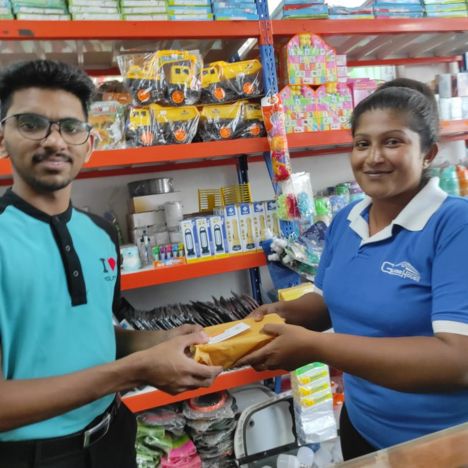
[121,252,267,291]
[123,367,285,412]
[272,18,468,64]
[0,122,465,181]
[0,20,262,40]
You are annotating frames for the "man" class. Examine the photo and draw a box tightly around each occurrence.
[0,60,222,468]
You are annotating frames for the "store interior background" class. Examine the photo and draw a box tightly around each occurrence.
[0,61,464,308]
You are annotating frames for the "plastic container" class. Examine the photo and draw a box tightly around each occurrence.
[439,165,460,196]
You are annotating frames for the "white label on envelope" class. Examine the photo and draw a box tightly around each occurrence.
[208,322,250,344]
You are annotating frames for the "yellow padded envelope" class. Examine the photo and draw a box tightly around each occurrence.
[193,313,284,369]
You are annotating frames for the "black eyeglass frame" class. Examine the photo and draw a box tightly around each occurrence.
[0,113,93,146]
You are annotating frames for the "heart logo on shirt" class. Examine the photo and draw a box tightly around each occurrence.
[107,258,116,271]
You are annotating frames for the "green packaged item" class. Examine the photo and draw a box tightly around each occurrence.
[122,13,168,18]
[167,0,211,5]
[121,6,166,13]
[69,6,120,13]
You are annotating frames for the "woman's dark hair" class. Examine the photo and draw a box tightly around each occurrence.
[351,78,439,153]
[0,60,95,120]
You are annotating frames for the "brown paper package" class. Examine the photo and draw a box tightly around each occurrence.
[193,313,285,369]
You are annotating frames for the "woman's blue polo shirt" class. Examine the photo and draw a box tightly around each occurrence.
[315,177,468,449]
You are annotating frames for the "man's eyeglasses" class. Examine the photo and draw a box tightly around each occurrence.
[0,113,93,146]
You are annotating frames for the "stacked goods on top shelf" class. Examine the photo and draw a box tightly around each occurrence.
[423,0,468,17]
[12,0,70,19]
[282,0,328,20]
[68,0,121,19]
[373,0,425,18]
[166,0,213,20]
[0,0,13,18]
[120,0,168,20]
[211,0,258,20]
[327,2,374,19]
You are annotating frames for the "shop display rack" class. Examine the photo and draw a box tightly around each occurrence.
[0,16,466,411]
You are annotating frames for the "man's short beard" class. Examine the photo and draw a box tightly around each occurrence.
[29,176,72,192]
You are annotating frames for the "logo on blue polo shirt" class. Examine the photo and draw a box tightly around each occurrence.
[381,261,421,282]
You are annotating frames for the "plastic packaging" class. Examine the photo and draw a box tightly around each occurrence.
[262,94,292,182]
[126,104,199,147]
[89,101,126,150]
[201,59,263,104]
[118,50,202,106]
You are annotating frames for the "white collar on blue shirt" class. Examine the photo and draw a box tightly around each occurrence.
[347,177,447,244]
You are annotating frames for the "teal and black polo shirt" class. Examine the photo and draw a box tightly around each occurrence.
[0,189,119,441]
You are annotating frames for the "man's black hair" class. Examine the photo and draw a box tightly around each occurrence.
[0,60,95,120]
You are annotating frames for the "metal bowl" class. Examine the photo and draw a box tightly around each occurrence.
[128,178,174,197]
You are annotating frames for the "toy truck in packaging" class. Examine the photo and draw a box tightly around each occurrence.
[201,59,263,103]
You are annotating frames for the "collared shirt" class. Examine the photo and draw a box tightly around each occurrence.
[0,190,119,441]
[315,177,468,448]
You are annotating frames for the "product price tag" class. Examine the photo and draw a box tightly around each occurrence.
[208,322,250,344]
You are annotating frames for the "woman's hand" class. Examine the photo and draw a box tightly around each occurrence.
[236,323,315,372]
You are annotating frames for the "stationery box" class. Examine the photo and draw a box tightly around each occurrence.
[179,219,199,260]
[208,215,228,255]
[264,200,280,236]
[238,202,256,252]
[252,201,267,249]
[215,204,243,253]
[194,217,213,258]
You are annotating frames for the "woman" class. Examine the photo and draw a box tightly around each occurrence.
[237,79,468,460]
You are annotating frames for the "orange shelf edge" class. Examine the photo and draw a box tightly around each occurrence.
[272,18,468,36]
[0,122,465,179]
[122,367,285,412]
[0,19,262,40]
[121,251,267,290]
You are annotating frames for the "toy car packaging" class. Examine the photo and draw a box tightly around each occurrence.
[118,49,203,107]
[150,104,200,144]
[237,102,266,139]
[198,100,244,141]
[89,101,126,150]
[126,106,159,147]
[201,59,263,104]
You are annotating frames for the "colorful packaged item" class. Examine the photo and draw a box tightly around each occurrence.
[117,50,202,106]
[261,94,292,182]
[193,313,285,369]
[280,33,337,87]
[89,101,126,150]
[201,59,263,103]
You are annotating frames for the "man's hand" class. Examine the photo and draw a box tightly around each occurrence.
[139,331,223,395]
[236,323,314,371]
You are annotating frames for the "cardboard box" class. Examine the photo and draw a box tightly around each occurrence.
[252,201,267,249]
[238,203,256,252]
[208,215,228,255]
[179,219,199,260]
[215,205,242,253]
[264,200,280,236]
[194,217,212,258]
[127,210,165,229]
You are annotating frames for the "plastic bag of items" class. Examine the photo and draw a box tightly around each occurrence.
[89,101,126,150]
[118,50,202,107]
[198,100,265,142]
[126,104,199,147]
[201,59,263,104]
